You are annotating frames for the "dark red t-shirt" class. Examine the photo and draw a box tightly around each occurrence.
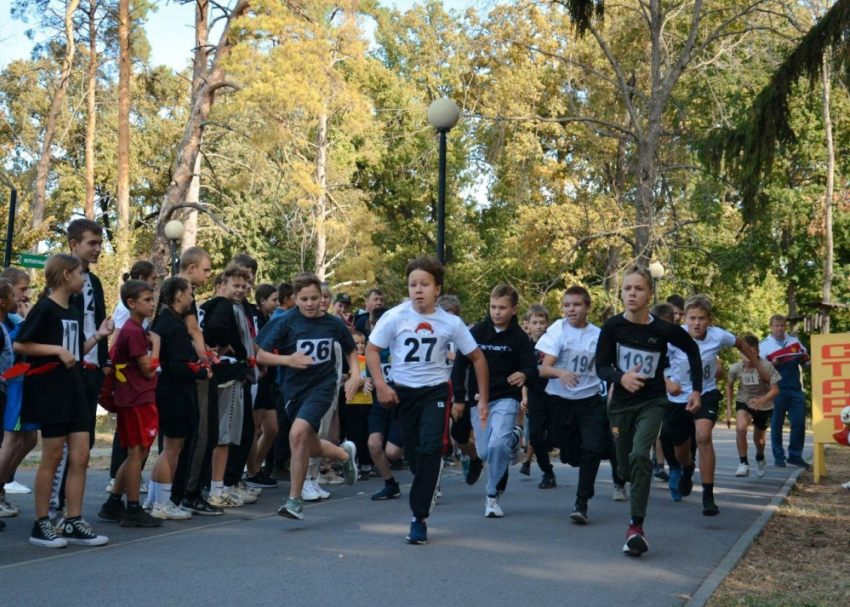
[113,317,157,408]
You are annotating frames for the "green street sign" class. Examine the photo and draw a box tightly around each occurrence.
[19,253,48,269]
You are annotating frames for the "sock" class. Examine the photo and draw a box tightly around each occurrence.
[210,481,224,498]
[148,481,159,505]
[107,492,123,505]
[412,516,426,524]
[630,516,644,526]
[683,462,695,476]
[702,483,714,501]
[160,483,172,506]
[127,501,141,512]
[756,453,765,462]
[740,457,749,465]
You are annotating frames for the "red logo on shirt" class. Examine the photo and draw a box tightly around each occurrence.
[415,322,434,335]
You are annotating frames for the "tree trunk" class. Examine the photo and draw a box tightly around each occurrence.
[84,0,97,220]
[117,0,130,231]
[821,54,834,334]
[31,0,81,233]
[633,138,656,263]
[181,154,202,252]
[783,227,798,318]
[314,107,329,280]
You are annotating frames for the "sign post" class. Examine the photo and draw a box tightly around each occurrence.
[810,333,850,482]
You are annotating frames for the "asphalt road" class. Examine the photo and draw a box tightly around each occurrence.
[0,428,802,607]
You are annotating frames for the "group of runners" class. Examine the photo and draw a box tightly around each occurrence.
[0,218,812,557]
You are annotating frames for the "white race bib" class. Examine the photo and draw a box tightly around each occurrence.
[297,338,333,365]
[61,319,81,362]
[565,349,596,376]
[617,345,659,377]
[741,370,761,386]
[402,335,439,363]
[381,363,392,382]
[678,359,715,384]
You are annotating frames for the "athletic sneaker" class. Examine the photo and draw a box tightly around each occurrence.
[612,485,628,502]
[623,524,648,556]
[151,502,192,520]
[519,461,531,476]
[302,480,323,502]
[237,480,262,497]
[466,458,484,486]
[510,426,523,465]
[180,496,223,516]
[105,478,116,493]
[756,460,767,478]
[30,519,68,548]
[774,459,787,467]
[97,499,126,522]
[227,485,257,504]
[341,441,357,485]
[735,463,750,477]
[406,518,427,544]
[841,480,850,490]
[140,481,149,494]
[653,464,669,482]
[245,473,277,489]
[787,456,811,469]
[570,499,588,525]
[679,463,695,498]
[310,479,330,499]
[208,491,241,508]
[668,468,682,501]
[702,498,720,517]
[277,497,304,520]
[538,472,556,489]
[120,507,163,528]
[60,518,109,546]
[0,494,19,517]
[372,482,401,501]
[358,470,372,482]
[51,512,93,535]
[485,496,504,518]
[318,471,344,485]
[5,480,31,494]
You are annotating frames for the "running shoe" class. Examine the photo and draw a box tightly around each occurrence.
[120,507,163,528]
[787,456,811,469]
[140,481,149,494]
[406,518,427,544]
[50,512,93,535]
[151,502,192,520]
[207,491,241,508]
[227,485,257,504]
[679,463,695,498]
[310,479,330,499]
[5,480,32,494]
[735,463,750,477]
[466,457,484,486]
[570,499,588,525]
[105,478,116,493]
[485,496,504,518]
[277,497,304,520]
[180,496,223,516]
[538,472,556,489]
[245,473,277,489]
[756,460,767,478]
[612,485,628,502]
[653,465,670,482]
[237,480,262,497]
[668,468,682,502]
[702,498,720,516]
[0,494,19,516]
[510,426,523,465]
[623,524,648,556]
[97,499,126,522]
[841,481,850,490]
[774,459,787,468]
[519,461,531,476]
[341,441,358,485]
[30,519,68,548]
[371,482,401,501]
[318,471,344,485]
[60,518,109,546]
[302,480,323,502]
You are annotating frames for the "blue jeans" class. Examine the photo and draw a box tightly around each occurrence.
[770,389,806,462]
[471,399,519,497]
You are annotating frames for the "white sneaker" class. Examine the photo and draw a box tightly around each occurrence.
[318,471,344,485]
[139,481,149,494]
[5,480,32,494]
[756,460,767,478]
[841,481,850,490]
[227,485,257,504]
[105,478,115,493]
[142,500,154,512]
[510,426,523,465]
[612,485,628,501]
[302,480,322,502]
[735,463,750,477]
[309,479,330,499]
[151,502,192,520]
[207,492,240,508]
[237,481,262,497]
[485,496,504,518]
[0,501,18,517]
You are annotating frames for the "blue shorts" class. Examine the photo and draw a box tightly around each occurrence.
[368,402,404,448]
[287,396,333,433]
[4,378,39,432]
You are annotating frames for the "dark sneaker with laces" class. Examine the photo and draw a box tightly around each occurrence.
[406,518,427,545]
[653,465,670,482]
[679,463,695,498]
[538,472,557,489]
[98,499,125,522]
[181,496,223,516]
[519,461,531,476]
[121,507,164,528]
[623,524,648,556]
[702,498,720,516]
[245,473,278,489]
[570,499,588,525]
[30,518,68,548]
[61,518,109,546]
[466,457,484,486]
[372,482,402,501]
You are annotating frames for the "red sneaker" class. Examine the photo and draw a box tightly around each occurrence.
[623,524,648,556]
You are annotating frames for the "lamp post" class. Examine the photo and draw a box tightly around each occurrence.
[164,219,185,276]
[648,261,665,304]
[427,98,461,265]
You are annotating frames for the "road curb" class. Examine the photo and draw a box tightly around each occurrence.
[685,465,807,607]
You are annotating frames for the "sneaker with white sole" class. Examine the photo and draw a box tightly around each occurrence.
[105,478,116,493]
[341,441,357,485]
[841,480,850,490]
[302,480,322,502]
[61,518,109,546]
[0,494,19,516]
[318,471,344,485]
[623,524,648,556]
[237,480,262,497]
[207,492,241,508]
[278,497,304,520]
[612,485,628,502]
[307,479,330,499]
[139,481,149,494]
[151,502,192,520]
[30,519,68,548]
[756,460,767,478]
[5,480,32,494]
[485,496,504,518]
[510,426,523,465]
[227,485,257,504]
[735,463,750,477]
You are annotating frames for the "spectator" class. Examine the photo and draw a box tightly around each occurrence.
[354,289,385,337]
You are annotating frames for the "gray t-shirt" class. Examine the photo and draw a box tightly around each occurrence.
[727,358,781,410]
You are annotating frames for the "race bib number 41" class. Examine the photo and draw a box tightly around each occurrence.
[617,345,658,377]
[297,338,333,365]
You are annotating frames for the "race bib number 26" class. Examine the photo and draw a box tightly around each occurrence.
[617,345,658,377]
[297,339,333,365]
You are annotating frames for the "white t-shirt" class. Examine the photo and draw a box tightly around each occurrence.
[536,319,601,400]
[82,272,99,366]
[113,301,149,332]
[666,326,736,403]
[369,301,478,388]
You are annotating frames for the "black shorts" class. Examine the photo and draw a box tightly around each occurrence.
[253,381,277,411]
[159,415,193,439]
[449,399,473,445]
[287,395,333,432]
[41,420,91,439]
[368,402,403,447]
[693,390,721,425]
[735,401,771,431]
[665,404,694,447]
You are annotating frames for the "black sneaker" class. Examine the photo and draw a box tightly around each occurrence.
[97,499,125,523]
[538,472,557,489]
[181,496,224,516]
[60,518,109,546]
[702,498,720,516]
[390,459,409,471]
[679,463,695,498]
[245,473,278,489]
[570,499,588,525]
[466,457,484,486]
[121,507,164,528]
[29,519,67,548]
[371,482,402,501]
[358,470,372,482]
[519,461,531,476]
[653,465,670,482]
[787,456,811,469]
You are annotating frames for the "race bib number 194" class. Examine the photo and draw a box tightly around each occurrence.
[617,345,658,377]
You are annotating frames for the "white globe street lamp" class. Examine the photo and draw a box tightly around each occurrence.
[648,261,664,303]
[164,219,185,276]
[427,98,461,264]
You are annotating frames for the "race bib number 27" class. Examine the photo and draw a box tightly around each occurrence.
[617,345,658,377]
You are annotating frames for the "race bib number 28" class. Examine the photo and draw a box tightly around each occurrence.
[617,345,658,377]
[297,339,333,365]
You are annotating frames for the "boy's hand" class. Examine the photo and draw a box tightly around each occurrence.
[507,371,526,387]
[363,378,373,395]
[476,401,489,429]
[344,376,359,402]
[58,348,76,368]
[286,352,313,369]
[620,365,646,393]
[97,315,115,340]
[665,377,682,396]
[520,397,528,413]
[377,383,399,408]
[451,402,465,422]
[748,397,763,410]
[685,391,702,414]
[559,370,580,388]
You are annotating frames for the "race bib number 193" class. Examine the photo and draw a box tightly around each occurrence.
[617,345,658,377]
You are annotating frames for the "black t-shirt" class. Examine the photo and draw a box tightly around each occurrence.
[151,308,207,420]
[17,298,88,425]
[595,313,702,404]
[255,308,355,405]
[354,312,370,339]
